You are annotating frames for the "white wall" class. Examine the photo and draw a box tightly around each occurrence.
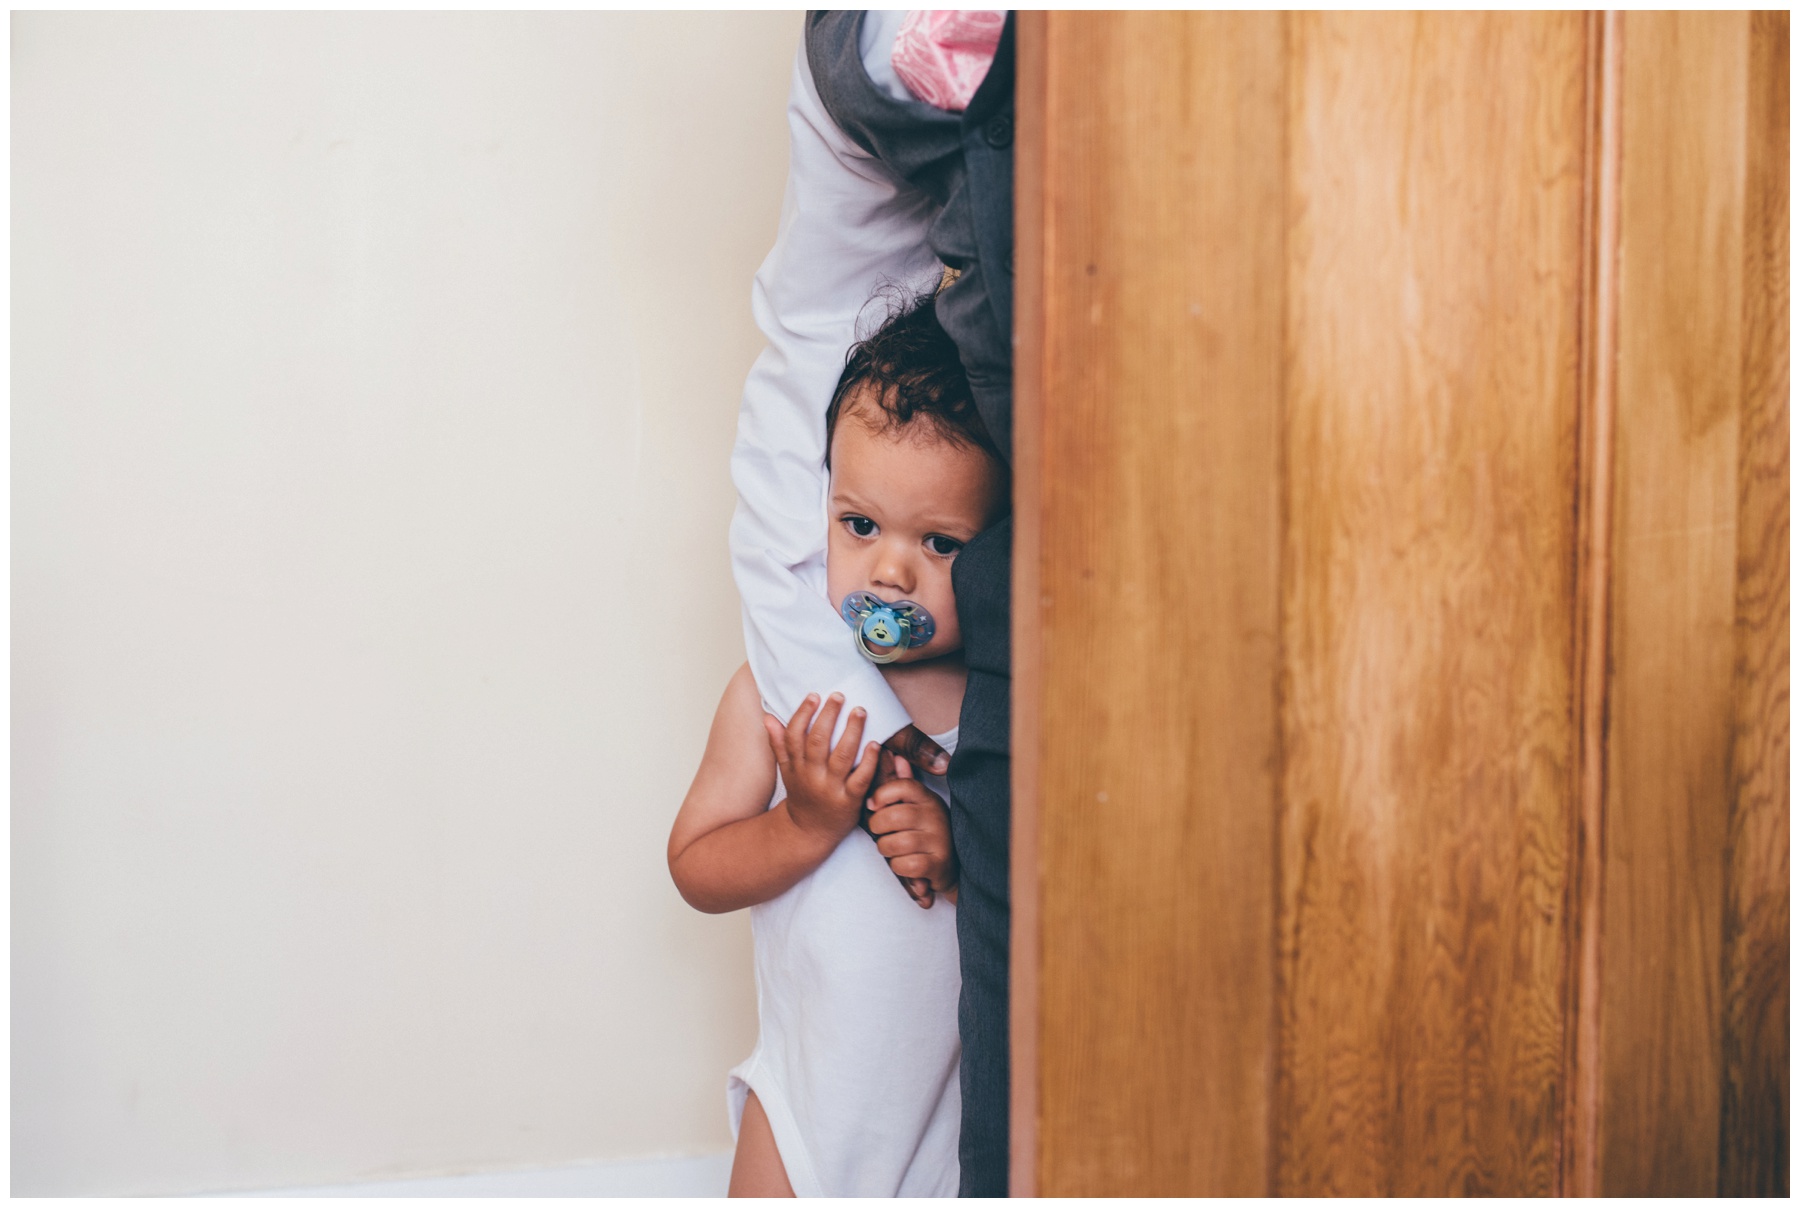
[13,12,799,1195]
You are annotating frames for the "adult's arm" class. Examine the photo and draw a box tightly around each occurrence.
[729,43,942,744]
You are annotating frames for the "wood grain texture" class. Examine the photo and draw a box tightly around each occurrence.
[1563,12,1624,1196]
[1274,14,1586,1195]
[1007,10,1046,1198]
[1029,11,1285,1196]
[1598,11,1751,1196]
[1719,10,1789,1197]
[1019,11,1782,1195]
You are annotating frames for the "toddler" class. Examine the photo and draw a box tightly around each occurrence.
[667,294,1008,1197]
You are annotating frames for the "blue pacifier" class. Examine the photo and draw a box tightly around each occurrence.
[839,591,937,664]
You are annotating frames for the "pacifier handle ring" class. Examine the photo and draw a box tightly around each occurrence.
[853,614,912,664]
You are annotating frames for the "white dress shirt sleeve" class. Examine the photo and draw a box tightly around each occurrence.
[729,42,941,742]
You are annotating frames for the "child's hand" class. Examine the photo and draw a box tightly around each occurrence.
[863,737,949,906]
[866,757,958,909]
[762,693,881,848]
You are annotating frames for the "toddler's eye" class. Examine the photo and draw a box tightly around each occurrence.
[925,535,963,557]
[844,516,877,538]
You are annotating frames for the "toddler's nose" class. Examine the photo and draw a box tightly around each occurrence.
[871,551,914,594]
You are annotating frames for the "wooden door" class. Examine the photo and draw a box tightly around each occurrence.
[1011,11,1788,1196]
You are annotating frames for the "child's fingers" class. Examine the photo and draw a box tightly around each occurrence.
[846,742,882,799]
[784,694,819,758]
[888,853,934,879]
[864,746,898,793]
[869,778,937,810]
[762,713,793,776]
[876,829,934,859]
[893,755,914,781]
[806,694,844,762]
[903,877,934,908]
[829,706,867,773]
[867,802,930,835]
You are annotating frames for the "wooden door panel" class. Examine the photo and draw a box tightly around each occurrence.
[1274,13,1586,1195]
[1015,11,1285,1197]
[1719,12,1790,1197]
[1600,11,1749,1195]
[1016,11,1788,1196]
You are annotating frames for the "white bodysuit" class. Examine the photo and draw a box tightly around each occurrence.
[726,727,962,1197]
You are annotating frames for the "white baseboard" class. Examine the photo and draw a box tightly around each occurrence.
[240,1151,734,1198]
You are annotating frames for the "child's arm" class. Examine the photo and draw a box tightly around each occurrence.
[668,664,882,915]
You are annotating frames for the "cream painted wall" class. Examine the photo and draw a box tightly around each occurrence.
[13,12,800,1196]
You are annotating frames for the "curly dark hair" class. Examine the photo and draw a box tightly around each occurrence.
[823,289,1003,469]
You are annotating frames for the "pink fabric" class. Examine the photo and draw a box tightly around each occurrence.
[890,10,1005,113]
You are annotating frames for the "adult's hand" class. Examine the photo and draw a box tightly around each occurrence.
[882,724,950,777]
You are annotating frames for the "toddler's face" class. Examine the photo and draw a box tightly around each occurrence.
[825,392,1007,663]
